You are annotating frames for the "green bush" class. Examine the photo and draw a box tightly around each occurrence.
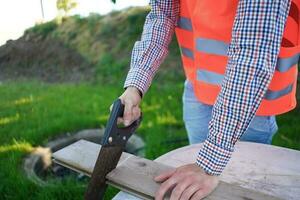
[25,21,58,38]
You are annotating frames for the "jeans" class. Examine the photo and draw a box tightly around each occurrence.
[183,80,278,144]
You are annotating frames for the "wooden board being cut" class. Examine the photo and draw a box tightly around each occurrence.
[52,140,282,200]
[155,141,300,200]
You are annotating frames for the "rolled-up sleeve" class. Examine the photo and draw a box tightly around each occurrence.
[124,0,179,94]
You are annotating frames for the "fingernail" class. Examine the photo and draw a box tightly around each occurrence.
[124,120,129,126]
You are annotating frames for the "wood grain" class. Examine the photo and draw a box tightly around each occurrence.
[52,140,283,200]
[156,142,300,200]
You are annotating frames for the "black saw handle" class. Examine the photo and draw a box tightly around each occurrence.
[102,98,142,147]
[84,99,142,200]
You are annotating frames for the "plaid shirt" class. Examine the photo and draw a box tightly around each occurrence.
[124,0,291,175]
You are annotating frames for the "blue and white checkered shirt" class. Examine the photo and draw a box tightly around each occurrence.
[124,0,291,175]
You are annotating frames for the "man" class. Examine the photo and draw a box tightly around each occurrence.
[114,0,298,199]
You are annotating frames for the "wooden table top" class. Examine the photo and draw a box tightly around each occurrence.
[155,142,300,200]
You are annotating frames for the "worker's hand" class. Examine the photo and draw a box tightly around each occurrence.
[154,163,219,200]
[111,86,142,126]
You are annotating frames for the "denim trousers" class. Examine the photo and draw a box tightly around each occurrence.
[183,80,278,145]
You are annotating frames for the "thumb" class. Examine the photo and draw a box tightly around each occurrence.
[154,169,176,182]
[123,101,134,126]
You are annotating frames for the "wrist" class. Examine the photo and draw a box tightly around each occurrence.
[196,162,218,177]
[196,139,233,176]
[126,86,143,98]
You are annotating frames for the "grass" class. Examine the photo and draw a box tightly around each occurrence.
[0,79,299,199]
[0,80,189,199]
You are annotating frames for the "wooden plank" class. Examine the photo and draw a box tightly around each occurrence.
[52,140,281,200]
[155,142,300,200]
[52,139,132,176]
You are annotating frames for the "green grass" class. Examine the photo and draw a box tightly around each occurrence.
[0,80,299,199]
[0,80,188,199]
[25,21,58,38]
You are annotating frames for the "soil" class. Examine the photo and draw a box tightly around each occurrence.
[0,33,93,83]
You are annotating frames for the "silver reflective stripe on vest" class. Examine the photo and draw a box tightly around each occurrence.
[276,53,300,72]
[264,84,293,100]
[196,38,229,56]
[181,47,194,59]
[195,38,299,72]
[197,69,224,85]
[177,17,193,31]
[197,69,294,100]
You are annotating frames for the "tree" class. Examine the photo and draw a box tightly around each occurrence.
[56,0,77,17]
[40,0,45,19]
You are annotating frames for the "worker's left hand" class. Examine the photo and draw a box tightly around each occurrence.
[154,163,219,200]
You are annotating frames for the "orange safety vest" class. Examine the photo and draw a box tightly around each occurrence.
[175,0,300,116]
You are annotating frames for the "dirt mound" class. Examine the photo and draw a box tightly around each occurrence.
[0,8,183,84]
[0,32,93,82]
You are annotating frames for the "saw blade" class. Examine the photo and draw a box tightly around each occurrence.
[84,145,123,200]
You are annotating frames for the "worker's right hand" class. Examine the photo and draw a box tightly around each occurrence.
[111,86,142,127]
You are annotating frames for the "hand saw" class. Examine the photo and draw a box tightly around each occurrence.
[84,98,142,200]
